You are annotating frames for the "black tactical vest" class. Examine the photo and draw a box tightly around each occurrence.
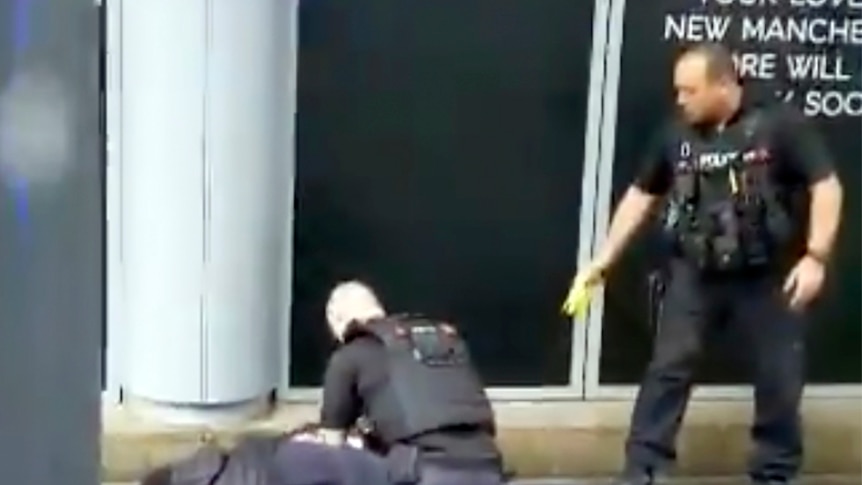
[360,316,495,444]
[664,108,792,273]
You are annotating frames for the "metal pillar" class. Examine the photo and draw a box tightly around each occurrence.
[0,0,102,483]
[115,0,291,424]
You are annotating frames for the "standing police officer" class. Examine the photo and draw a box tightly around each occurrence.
[574,43,844,485]
[318,280,505,485]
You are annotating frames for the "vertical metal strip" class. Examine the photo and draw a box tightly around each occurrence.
[278,0,301,397]
[570,0,615,397]
[200,0,213,401]
[585,0,628,397]
[104,0,123,403]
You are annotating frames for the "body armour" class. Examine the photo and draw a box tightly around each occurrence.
[664,108,793,273]
[359,315,495,444]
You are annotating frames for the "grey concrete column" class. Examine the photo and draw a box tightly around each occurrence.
[117,0,291,424]
[0,0,102,483]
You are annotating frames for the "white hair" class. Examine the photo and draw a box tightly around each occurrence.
[325,280,385,339]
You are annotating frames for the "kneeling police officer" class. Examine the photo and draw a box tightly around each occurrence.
[573,43,843,485]
[318,280,505,485]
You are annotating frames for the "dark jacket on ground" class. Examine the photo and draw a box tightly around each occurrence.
[140,434,389,485]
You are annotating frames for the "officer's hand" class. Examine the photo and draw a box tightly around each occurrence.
[561,262,605,320]
[782,255,826,311]
[291,432,326,444]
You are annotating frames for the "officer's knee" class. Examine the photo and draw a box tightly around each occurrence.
[645,333,701,384]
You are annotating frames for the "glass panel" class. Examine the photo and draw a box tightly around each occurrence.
[599,0,861,384]
[291,0,596,386]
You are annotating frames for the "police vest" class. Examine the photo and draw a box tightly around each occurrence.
[664,108,793,273]
[360,316,495,444]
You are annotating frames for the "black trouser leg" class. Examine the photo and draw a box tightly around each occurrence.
[625,265,711,472]
[732,281,806,482]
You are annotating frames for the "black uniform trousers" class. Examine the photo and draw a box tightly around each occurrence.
[625,260,806,482]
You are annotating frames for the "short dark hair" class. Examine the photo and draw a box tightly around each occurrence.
[678,42,738,83]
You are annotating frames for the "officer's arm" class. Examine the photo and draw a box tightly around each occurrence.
[594,128,671,271]
[319,348,362,445]
[593,186,662,270]
[778,108,843,262]
[807,175,843,263]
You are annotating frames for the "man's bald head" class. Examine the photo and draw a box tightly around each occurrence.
[325,280,386,340]
[673,43,742,125]
[678,42,738,84]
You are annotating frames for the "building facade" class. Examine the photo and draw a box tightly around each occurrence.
[99,0,861,424]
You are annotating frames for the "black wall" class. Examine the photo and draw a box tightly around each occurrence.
[291,0,861,388]
[292,0,596,386]
[600,0,861,384]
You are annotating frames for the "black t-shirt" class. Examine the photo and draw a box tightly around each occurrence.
[320,332,499,461]
[634,99,835,197]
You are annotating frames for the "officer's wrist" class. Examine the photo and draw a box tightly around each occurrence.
[594,253,614,276]
[805,247,830,266]
[590,261,610,281]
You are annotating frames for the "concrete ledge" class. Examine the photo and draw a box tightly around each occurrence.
[124,395,271,426]
[102,397,862,482]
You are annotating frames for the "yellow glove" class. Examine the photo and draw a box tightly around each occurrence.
[561,272,600,320]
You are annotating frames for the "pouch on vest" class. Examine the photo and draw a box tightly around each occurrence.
[362,316,495,445]
[669,157,710,270]
[709,199,746,271]
[733,109,793,268]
